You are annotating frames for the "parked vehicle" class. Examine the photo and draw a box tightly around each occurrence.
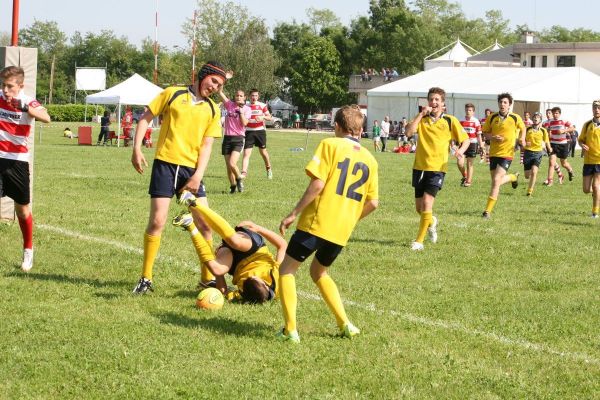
[265,116,283,129]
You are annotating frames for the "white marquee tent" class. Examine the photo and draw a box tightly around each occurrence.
[85,73,163,146]
[424,39,477,70]
[367,67,600,130]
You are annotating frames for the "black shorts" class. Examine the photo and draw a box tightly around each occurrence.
[0,159,30,205]
[583,164,600,176]
[412,169,445,198]
[286,230,343,267]
[464,143,479,158]
[523,150,543,170]
[550,143,570,159]
[489,157,512,171]
[148,159,207,198]
[222,135,244,155]
[244,130,267,149]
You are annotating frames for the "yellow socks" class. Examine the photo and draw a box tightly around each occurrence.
[142,233,161,280]
[485,197,497,214]
[593,206,599,215]
[190,203,236,240]
[279,274,297,333]
[509,173,518,182]
[415,211,432,244]
[316,275,348,329]
[187,226,215,263]
[201,239,216,281]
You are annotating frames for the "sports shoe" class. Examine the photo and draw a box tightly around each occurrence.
[410,241,424,251]
[172,211,193,230]
[511,172,519,189]
[132,277,154,294]
[21,248,33,272]
[592,213,599,219]
[568,170,574,181]
[177,190,197,207]
[543,179,553,187]
[526,191,532,197]
[236,177,244,193]
[267,168,273,180]
[482,211,490,219]
[229,185,236,194]
[427,216,438,244]
[276,328,300,343]
[197,279,217,290]
[460,177,466,186]
[463,182,471,187]
[340,322,360,339]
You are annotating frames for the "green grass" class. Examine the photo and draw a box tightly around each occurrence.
[1,122,599,399]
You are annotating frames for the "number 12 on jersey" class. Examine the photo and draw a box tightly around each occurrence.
[336,158,370,201]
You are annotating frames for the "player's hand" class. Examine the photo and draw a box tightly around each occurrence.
[420,106,432,117]
[237,220,258,231]
[492,135,504,142]
[182,175,201,193]
[581,144,589,151]
[131,149,148,174]
[279,214,296,235]
[255,115,263,122]
[454,151,464,161]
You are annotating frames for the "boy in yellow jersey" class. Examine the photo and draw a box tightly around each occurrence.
[405,87,470,251]
[131,62,228,294]
[276,105,379,342]
[481,93,526,218]
[523,112,552,196]
[578,100,600,218]
[171,193,286,303]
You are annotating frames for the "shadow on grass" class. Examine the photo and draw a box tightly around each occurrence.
[155,311,273,338]
[349,238,396,245]
[4,271,131,290]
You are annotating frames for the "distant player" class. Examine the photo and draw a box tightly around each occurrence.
[276,105,379,342]
[577,100,600,218]
[241,89,273,179]
[481,93,526,218]
[0,66,51,271]
[479,108,492,164]
[406,87,469,251]
[523,112,552,196]
[457,103,483,187]
[545,106,575,186]
[173,193,285,302]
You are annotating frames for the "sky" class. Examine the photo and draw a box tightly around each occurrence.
[0,0,597,51]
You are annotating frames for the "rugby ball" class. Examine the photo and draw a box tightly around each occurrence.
[196,287,224,310]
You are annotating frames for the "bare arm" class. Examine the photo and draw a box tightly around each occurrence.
[279,178,325,235]
[239,106,249,127]
[405,107,430,138]
[359,199,379,220]
[29,106,51,123]
[217,88,229,104]
[131,111,154,174]
[455,138,471,160]
[238,220,287,264]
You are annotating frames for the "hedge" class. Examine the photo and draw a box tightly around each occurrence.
[46,104,105,122]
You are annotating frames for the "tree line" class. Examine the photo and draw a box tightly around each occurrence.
[3,0,599,114]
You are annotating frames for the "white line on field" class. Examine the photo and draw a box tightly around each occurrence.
[38,223,599,365]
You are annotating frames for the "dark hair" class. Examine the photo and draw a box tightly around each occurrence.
[249,88,259,95]
[104,111,110,117]
[334,105,364,136]
[497,92,513,104]
[0,66,25,83]
[551,106,561,113]
[465,103,475,110]
[428,87,446,102]
[197,60,226,83]
[242,278,270,304]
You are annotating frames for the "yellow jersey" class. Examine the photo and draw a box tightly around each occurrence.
[579,120,600,164]
[524,126,549,152]
[297,136,379,246]
[414,114,468,172]
[149,86,222,168]
[482,112,525,159]
[231,247,279,299]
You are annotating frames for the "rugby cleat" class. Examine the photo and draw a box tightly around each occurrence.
[340,322,361,339]
[410,241,424,251]
[511,173,520,189]
[592,213,599,219]
[276,328,300,343]
[236,177,244,193]
[460,177,466,187]
[568,170,574,181]
[482,211,490,219]
[267,168,273,180]
[21,248,33,272]
[427,216,438,244]
[132,277,154,294]
[177,190,197,207]
[172,211,193,230]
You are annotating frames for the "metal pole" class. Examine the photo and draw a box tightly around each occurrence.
[153,0,159,84]
[191,10,197,85]
[11,0,19,46]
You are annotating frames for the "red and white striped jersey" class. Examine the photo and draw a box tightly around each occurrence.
[460,116,482,143]
[245,101,269,131]
[545,118,572,144]
[0,90,39,162]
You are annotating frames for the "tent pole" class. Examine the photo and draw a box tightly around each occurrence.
[117,102,122,148]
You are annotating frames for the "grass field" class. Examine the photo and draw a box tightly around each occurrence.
[1,122,599,399]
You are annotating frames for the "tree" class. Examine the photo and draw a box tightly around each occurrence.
[306,7,342,35]
[539,26,600,43]
[182,0,279,97]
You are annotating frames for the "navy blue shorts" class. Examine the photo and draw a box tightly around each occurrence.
[412,169,445,198]
[148,159,206,198]
[551,143,569,159]
[286,230,343,267]
[464,143,479,158]
[523,150,543,170]
[583,164,600,176]
[489,157,512,171]
[0,159,30,205]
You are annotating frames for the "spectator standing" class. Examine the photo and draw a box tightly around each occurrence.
[380,116,390,152]
[372,120,381,152]
[97,110,111,146]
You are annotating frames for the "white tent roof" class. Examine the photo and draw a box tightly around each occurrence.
[85,73,162,105]
[368,67,600,103]
[429,40,473,62]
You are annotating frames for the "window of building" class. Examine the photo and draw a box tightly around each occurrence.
[557,55,575,67]
[542,56,548,67]
[530,55,536,68]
